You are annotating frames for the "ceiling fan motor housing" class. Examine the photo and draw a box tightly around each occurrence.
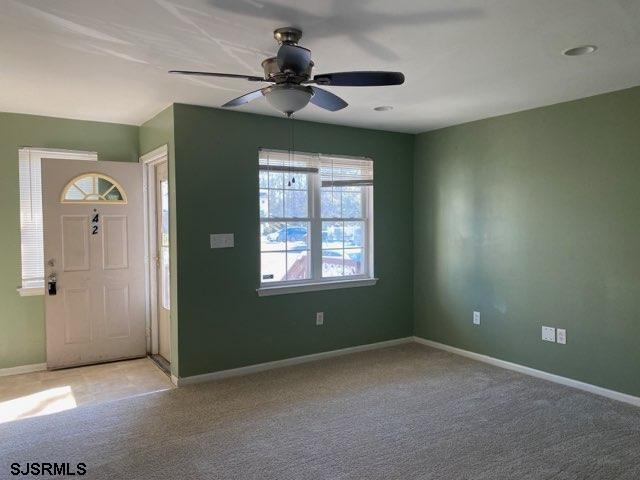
[261,57,313,84]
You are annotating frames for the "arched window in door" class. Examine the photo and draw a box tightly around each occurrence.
[61,173,127,204]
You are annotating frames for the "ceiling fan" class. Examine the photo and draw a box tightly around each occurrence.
[170,27,405,116]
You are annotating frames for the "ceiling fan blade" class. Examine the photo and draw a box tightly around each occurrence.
[276,44,311,74]
[222,88,266,108]
[169,70,267,82]
[313,71,405,87]
[310,87,348,112]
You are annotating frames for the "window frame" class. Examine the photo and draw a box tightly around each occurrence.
[317,182,372,282]
[257,150,376,296]
[60,172,128,204]
[259,172,313,285]
[17,148,98,296]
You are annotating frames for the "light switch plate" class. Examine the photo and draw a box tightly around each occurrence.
[316,312,324,326]
[556,328,566,345]
[542,326,556,342]
[473,311,480,325]
[210,233,234,249]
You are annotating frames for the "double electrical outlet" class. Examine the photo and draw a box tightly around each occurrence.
[542,326,567,345]
[472,310,566,345]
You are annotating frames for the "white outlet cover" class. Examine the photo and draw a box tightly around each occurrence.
[557,328,567,345]
[473,311,480,325]
[542,326,556,342]
[316,312,324,326]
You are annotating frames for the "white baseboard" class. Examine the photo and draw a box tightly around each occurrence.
[0,362,47,377]
[175,337,413,386]
[8,337,633,409]
[413,336,640,408]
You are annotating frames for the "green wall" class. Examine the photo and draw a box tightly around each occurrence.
[0,112,139,369]
[139,106,179,376]
[414,86,640,396]
[5,86,640,400]
[0,105,413,378]
[173,104,414,377]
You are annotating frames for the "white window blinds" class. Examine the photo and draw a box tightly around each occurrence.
[320,156,373,187]
[258,149,373,185]
[18,149,44,289]
[258,149,320,173]
[18,148,98,294]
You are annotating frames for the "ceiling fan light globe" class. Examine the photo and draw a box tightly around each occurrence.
[265,85,313,115]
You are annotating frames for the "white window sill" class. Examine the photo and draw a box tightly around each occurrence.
[17,287,45,297]
[257,278,378,297]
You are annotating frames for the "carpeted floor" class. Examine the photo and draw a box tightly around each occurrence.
[2,343,640,479]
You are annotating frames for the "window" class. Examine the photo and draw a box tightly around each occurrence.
[18,148,97,295]
[159,176,170,309]
[61,173,126,204]
[258,149,375,295]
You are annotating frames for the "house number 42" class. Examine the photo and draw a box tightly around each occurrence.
[91,212,99,235]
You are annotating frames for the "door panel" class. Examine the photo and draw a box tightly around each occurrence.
[103,285,130,338]
[102,215,128,269]
[61,216,90,271]
[43,159,145,369]
[63,288,91,344]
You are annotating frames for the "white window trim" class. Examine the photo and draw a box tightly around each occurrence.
[257,277,378,296]
[17,148,98,297]
[139,144,170,356]
[17,286,46,297]
[257,150,376,296]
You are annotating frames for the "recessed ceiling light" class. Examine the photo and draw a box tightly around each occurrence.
[563,45,598,56]
[374,105,393,112]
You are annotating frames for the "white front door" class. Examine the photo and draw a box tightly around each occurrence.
[155,161,171,362]
[42,159,146,369]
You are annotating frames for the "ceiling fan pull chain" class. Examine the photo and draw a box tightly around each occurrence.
[291,116,296,184]
[288,122,292,188]
[331,153,335,200]
[285,115,291,187]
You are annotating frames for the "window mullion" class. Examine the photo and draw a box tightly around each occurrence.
[365,186,373,277]
[311,172,322,280]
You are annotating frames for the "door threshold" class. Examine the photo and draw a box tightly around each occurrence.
[149,354,171,376]
[47,355,147,371]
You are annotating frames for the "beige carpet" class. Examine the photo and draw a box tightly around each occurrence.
[2,343,640,479]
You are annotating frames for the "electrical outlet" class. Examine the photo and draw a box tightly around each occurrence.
[473,311,480,325]
[542,326,556,342]
[316,312,324,326]
[556,328,566,345]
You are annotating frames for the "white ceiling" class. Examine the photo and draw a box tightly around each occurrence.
[1,0,639,133]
